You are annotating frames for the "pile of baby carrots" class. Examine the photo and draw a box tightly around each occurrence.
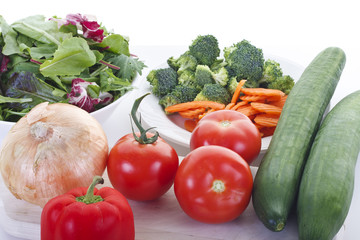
[164,80,288,137]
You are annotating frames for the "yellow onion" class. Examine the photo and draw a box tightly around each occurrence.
[0,102,108,207]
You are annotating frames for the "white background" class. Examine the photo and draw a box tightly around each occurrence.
[1,0,360,239]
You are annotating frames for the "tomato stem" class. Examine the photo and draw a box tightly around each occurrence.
[220,120,231,127]
[212,180,225,193]
[76,176,104,204]
[130,93,159,144]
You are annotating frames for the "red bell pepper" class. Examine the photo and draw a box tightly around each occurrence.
[41,176,135,240]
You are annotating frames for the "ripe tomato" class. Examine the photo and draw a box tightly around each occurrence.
[174,145,253,224]
[190,110,261,164]
[107,132,179,201]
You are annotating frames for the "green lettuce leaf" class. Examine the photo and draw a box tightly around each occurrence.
[96,34,130,56]
[40,37,96,77]
[11,15,71,45]
[108,54,146,80]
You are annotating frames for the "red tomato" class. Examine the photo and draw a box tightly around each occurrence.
[190,110,261,164]
[107,132,179,201]
[174,145,253,224]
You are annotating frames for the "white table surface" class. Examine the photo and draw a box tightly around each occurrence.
[1,0,360,239]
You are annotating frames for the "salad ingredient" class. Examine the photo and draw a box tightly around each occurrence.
[194,65,215,89]
[194,83,231,104]
[174,145,253,223]
[165,100,225,113]
[167,51,198,75]
[0,102,108,207]
[107,93,179,201]
[164,79,288,137]
[148,35,294,112]
[190,110,261,164]
[146,67,178,98]
[0,14,146,122]
[188,35,220,66]
[41,176,134,240]
[231,79,247,103]
[252,47,346,231]
[297,90,360,240]
[159,85,199,109]
[259,59,294,94]
[224,39,264,87]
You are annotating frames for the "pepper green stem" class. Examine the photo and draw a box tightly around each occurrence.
[76,176,104,204]
[130,93,159,144]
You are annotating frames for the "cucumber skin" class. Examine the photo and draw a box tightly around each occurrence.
[297,90,360,240]
[252,47,346,231]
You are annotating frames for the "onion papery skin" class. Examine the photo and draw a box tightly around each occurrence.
[0,102,108,207]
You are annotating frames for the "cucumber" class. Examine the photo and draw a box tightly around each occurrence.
[297,90,360,240]
[252,47,346,231]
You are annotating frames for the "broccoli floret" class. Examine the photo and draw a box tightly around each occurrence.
[159,85,199,110]
[195,65,215,90]
[189,35,220,66]
[159,93,181,109]
[227,76,239,95]
[259,59,283,88]
[224,39,264,87]
[147,67,178,97]
[211,67,229,87]
[268,75,294,95]
[194,83,231,104]
[178,70,196,87]
[210,58,227,72]
[167,51,198,75]
[172,85,199,103]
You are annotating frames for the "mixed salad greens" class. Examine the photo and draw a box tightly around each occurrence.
[0,14,146,122]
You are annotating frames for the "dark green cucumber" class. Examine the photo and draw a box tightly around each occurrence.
[252,47,346,231]
[297,90,360,240]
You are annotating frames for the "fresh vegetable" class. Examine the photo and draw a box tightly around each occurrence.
[164,79,288,137]
[252,47,346,231]
[223,39,265,88]
[297,90,360,240]
[167,51,198,75]
[147,35,294,114]
[174,145,253,223]
[159,85,199,109]
[190,109,261,164]
[41,176,135,240]
[188,35,220,66]
[259,59,294,94]
[194,83,231,104]
[0,14,146,122]
[146,67,178,98]
[107,93,179,201]
[0,102,108,207]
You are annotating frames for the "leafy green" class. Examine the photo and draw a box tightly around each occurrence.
[96,34,130,56]
[0,14,146,121]
[108,54,146,80]
[40,37,96,76]
[5,72,66,110]
[11,15,71,45]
